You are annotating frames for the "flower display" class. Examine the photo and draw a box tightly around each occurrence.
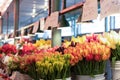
[2,33,112,79]
[36,53,71,80]
[63,35,111,76]
[20,43,37,56]
[34,39,51,49]
[99,31,120,49]
[8,53,43,80]
[1,44,17,55]
[99,31,120,62]
[64,42,110,62]
[63,36,86,48]
[8,51,70,80]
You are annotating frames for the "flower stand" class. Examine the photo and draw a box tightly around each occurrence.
[112,61,120,80]
[74,74,105,80]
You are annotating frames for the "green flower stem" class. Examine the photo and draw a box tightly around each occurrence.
[63,67,68,80]
[74,60,106,75]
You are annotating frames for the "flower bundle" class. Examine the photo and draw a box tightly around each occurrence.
[34,39,51,49]
[20,43,37,56]
[8,50,70,80]
[36,52,71,80]
[1,44,17,55]
[99,31,120,62]
[8,53,44,80]
[64,35,111,75]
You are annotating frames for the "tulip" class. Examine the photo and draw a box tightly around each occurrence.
[94,54,101,61]
[86,53,94,61]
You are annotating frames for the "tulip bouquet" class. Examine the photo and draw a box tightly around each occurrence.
[8,49,70,80]
[20,43,37,56]
[64,35,111,76]
[34,39,51,49]
[99,31,120,62]
[8,53,44,80]
[1,44,17,55]
[36,52,71,80]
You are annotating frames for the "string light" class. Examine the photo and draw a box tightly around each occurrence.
[32,0,36,17]
[44,0,48,11]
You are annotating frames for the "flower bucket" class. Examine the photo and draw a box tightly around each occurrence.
[112,61,120,80]
[55,77,71,80]
[74,74,105,80]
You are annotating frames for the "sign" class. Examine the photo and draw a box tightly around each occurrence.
[44,11,59,30]
[32,21,39,33]
[40,18,45,31]
[50,11,59,27]
[44,16,51,30]
[81,0,98,21]
[100,0,120,19]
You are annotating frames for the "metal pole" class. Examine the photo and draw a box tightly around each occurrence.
[51,0,61,47]
[105,17,109,32]
[62,0,66,10]
[6,12,9,34]
[14,0,19,44]
[0,17,3,34]
[110,16,115,30]
[48,0,51,16]
[105,17,112,80]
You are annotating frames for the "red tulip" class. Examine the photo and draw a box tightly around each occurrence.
[1,44,17,55]
[86,53,94,61]
[94,54,101,61]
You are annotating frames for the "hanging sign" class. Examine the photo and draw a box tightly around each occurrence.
[44,16,51,30]
[100,0,120,20]
[50,11,59,27]
[44,11,59,30]
[81,0,98,21]
[32,21,39,33]
[40,18,45,31]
